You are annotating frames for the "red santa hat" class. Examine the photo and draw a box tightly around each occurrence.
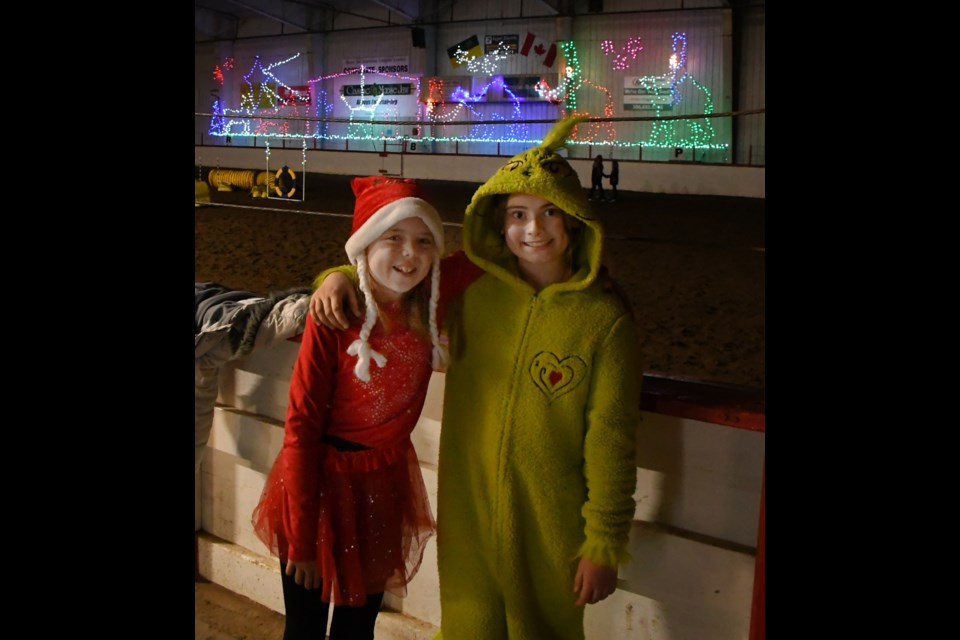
[345,176,446,382]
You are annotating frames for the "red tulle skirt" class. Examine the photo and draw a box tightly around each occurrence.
[251,439,435,606]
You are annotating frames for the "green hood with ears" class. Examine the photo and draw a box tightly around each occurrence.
[462,116,605,292]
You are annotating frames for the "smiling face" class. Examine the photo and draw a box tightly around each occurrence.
[364,216,438,304]
[502,192,574,285]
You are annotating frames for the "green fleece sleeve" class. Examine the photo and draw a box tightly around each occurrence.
[311,264,357,290]
[578,312,642,566]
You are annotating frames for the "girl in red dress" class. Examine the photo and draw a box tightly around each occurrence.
[252,176,446,639]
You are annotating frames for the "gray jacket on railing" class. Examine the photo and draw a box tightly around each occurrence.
[195,282,310,482]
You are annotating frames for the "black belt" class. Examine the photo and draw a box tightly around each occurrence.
[321,434,371,452]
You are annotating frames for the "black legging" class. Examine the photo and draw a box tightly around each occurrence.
[280,568,384,640]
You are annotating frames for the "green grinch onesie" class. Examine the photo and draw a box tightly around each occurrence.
[435,117,641,639]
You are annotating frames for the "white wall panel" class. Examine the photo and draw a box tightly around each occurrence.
[209,407,285,473]
[201,447,265,552]
[616,524,755,640]
[635,412,764,547]
[197,532,285,614]
[217,338,301,422]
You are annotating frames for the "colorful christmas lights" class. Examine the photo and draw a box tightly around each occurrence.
[633,33,718,148]
[601,38,644,71]
[206,43,726,152]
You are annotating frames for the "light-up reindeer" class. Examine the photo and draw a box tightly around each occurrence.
[638,33,716,148]
[535,41,616,145]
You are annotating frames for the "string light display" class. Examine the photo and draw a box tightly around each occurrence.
[422,77,465,128]
[535,41,581,108]
[532,41,616,144]
[211,53,311,137]
[447,77,527,141]
[601,38,644,71]
[206,41,726,152]
[419,45,530,141]
[450,46,475,69]
[337,64,390,137]
[569,79,617,144]
[241,53,308,109]
[212,57,233,84]
[209,57,232,136]
[306,64,423,140]
[457,44,512,76]
[310,87,335,138]
[632,33,718,148]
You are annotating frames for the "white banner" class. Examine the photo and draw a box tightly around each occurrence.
[333,57,420,127]
[331,74,421,128]
[342,56,411,75]
[623,75,675,111]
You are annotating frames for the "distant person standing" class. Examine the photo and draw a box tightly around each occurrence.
[588,155,605,201]
[605,158,619,202]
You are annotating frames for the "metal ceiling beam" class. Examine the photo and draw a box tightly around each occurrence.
[368,0,418,21]
[532,0,560,14]
[195,3,243,21]
[195,5,240,40]
[223,0,313,31]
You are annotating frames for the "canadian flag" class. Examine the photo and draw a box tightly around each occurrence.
[520,32,557,68]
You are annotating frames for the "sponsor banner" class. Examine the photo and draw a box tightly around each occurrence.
[624,76,674,110]
[342,56,411,75]
[484,34,518,54]
[331,74,420,119]
[342,83,414,97]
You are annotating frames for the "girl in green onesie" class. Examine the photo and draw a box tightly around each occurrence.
[310,117,642,639]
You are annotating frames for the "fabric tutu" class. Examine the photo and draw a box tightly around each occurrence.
[252,439,435,606]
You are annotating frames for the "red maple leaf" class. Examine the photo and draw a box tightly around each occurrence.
[534,43,545,56]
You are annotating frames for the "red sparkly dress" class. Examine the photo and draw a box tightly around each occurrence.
[252,301,436,606]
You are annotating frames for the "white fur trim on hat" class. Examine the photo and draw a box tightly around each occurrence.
[345,197,444,264]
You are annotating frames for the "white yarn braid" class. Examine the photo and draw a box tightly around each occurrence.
[347,255,387,382]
